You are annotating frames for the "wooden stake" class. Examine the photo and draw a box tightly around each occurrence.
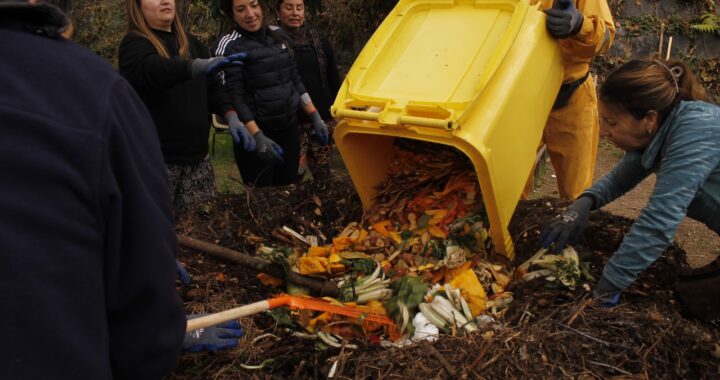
[665,36,673,61]
[658,23,665,58]
[282,225,309,245]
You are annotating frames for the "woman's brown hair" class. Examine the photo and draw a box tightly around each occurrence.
[275,0,303,11]
[219,0,289,45]
[125,0,190,58]
[219,0,271,31]
[600,57,708,122]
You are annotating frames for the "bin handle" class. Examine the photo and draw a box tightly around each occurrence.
[334,109,455,130]
[334,109,380,122]
[397,115,455,130]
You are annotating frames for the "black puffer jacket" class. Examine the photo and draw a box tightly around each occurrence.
[214,25,306,132]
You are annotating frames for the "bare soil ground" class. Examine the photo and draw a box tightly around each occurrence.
[528,140,720,268]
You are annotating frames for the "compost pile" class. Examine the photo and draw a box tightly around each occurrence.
[172,143,719,379]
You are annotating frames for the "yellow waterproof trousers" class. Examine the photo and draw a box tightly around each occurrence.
[523,75,599,200]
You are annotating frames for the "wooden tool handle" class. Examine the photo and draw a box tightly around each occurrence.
[177,235,340,297]
[186,300,271,332]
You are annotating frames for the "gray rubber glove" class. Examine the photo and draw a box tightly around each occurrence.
[544,0,584,39]
[224,111,255,152]
[309,111,329,145]
[540,195,594,251]
[189,52,246,77]
[253,131,284,164]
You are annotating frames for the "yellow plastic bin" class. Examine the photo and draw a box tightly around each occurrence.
[331,0,563,260]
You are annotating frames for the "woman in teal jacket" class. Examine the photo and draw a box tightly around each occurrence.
[540,58,720,306]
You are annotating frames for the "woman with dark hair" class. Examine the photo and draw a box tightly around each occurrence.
[215,0,328,187]
[276,0,340,178]
[119,0,253,213]
[540,58,720,311]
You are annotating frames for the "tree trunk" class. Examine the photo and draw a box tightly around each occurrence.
[176,0,191,26]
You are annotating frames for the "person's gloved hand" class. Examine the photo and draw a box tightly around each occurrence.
[183,317,244,353]
[539,195,594,251]
[593,276,621,307]
[190,52,247,77]
[309,111,329,145]
[253,131,284,164]
[176,259,190,285]
[545,0,584,39]
[225,111,255,152]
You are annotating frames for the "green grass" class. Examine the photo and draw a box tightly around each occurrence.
[209,126,350,193]
[599,139,624,159]
[209,129,246,194]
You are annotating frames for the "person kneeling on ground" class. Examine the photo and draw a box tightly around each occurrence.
[540,58,720,320]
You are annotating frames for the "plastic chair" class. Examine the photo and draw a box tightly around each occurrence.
[211,114,229,157]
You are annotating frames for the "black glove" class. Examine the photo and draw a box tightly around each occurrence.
[539,195,594,251]
[593,276,621,307]
[253,131,284,164]
[545,0,584,39]
[189,52,246,77]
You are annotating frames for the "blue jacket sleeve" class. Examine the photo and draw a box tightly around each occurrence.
[584,151,652,209]
[601,105,720,289]
[101,79,186,379]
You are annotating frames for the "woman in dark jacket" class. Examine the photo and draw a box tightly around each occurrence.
[216,0,328,187]
[119,0,253,212]
[276,0,341,178]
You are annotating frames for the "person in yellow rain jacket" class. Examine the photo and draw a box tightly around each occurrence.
[524,0,615,200]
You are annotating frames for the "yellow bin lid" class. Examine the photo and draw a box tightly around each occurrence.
[332,0,564,260]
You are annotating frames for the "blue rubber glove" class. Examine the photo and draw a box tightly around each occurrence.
[190,52,246,77]
[540,195,593,251]
[544,0,584,39]
[309,111,329,145]
[225,111,255,152]
[176,259,190,285]
[253,131,284,164]
[593,276,621,307]
[183,317,244,352]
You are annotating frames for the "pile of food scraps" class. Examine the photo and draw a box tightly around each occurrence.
[172,174,719,379]
[250,141,590,346]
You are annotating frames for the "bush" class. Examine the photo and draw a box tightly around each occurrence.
[309,0,397,70]
[70,0,396,69]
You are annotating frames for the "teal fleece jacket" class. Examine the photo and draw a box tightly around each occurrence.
[584,100,720,289]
